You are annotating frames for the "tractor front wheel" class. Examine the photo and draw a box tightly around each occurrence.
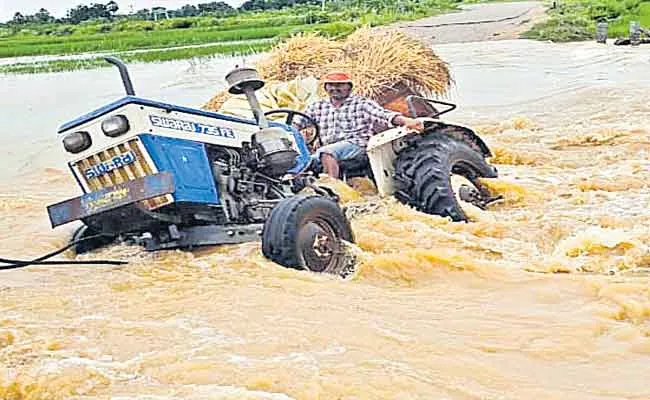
[262,195,354,275]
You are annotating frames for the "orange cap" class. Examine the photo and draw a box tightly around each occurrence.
[322,71,353,85]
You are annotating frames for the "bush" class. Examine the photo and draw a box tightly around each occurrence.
[523,15,593,42]
[96,24,112,33]
[305,11,331,24]
[523,0,647,42]
[54,26,75,36]
[170,19,194,29]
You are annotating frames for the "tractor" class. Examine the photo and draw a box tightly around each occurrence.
[46,57,498,275]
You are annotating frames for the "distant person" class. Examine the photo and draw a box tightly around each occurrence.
[295,71,424,179]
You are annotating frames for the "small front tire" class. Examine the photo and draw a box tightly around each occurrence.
[262,195,354,274]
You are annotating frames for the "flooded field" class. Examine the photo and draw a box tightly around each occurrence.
[1,40,649,399]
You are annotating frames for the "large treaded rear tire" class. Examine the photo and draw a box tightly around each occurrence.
[394,133,497,221]
[262,195,354,274]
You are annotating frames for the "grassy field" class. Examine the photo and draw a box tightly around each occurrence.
[0,21,364,58]
[0,12,328,58]
[0,40,274,74]
[2,0,648,74]
[524,0,650,42]
[0,26,292,58]
[0,20,363,74]
[0,1,459,74]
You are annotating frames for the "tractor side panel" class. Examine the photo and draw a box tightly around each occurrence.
[366,127,411,197]
[139,134,220,204]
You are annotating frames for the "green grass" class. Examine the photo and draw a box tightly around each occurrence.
[608,1,650,36]
[0,24,307,58]
[26,14,312,36]
[0,40,274,74]
[524,0,650,42]
[0,0,466,74]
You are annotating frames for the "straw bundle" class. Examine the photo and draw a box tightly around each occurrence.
[203,90,232,112]
[203,26,452,112]
[336,26,451,100]
[256,32,344,82]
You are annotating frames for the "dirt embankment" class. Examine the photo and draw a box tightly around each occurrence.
[390,1,549,44]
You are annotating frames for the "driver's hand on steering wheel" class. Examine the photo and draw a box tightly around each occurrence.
[300,126,318,150]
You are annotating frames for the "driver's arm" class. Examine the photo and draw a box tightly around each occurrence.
[363,99,423,133]
[363,99,400,129]
[392,115,425,132]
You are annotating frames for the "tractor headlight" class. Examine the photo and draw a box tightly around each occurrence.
[63,131,92,154]
[101,115,129,137]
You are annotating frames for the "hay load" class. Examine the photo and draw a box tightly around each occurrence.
[338,27,452,101]
[256,31,344,83]
[203,26,452,115]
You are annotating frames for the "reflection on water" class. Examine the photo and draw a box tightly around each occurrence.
[1,40,649,399]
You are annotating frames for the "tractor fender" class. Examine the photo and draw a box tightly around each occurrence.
[366,119,492,158]
[365,119,492,198]
[422,120,492,158]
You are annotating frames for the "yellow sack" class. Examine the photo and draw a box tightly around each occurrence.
[218,76,321,121]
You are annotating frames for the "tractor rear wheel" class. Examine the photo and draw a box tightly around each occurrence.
[393,134,498,221]
[262,195,354,275]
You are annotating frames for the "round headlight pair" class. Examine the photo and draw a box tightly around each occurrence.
[101,115,130,137]
[63,131,92,154]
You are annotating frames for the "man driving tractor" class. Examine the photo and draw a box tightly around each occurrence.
[295,71,425,179]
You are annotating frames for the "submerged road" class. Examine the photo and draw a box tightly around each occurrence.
[391,1,548,44]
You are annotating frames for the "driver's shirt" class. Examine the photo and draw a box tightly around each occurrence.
[296,95,400,149]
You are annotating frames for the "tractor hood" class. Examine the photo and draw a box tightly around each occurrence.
[58,96,263,134]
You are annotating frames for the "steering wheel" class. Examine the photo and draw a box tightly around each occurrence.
[264,109,321,148]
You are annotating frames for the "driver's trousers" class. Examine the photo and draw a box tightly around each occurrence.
[310,140,365,170]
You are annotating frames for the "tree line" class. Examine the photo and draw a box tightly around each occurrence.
[7,0,324,25]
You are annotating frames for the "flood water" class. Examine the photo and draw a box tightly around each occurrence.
[1,39,649,399]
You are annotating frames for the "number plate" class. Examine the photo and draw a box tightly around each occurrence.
[47,172,175,228]
[84,151,136,180]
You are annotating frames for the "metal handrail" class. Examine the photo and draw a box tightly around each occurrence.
[405,95,457,119]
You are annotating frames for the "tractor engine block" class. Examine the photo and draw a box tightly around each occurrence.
[208,146,292,224]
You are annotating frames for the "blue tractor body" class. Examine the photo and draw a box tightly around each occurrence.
[47,68,317,252]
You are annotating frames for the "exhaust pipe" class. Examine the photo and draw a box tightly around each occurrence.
[224,66,298,177]
[225,67,268,128]
[104,56,136,96]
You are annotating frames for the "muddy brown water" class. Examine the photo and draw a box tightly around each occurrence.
[1,40,649,399]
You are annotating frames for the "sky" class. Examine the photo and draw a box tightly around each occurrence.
[0,0,246,22]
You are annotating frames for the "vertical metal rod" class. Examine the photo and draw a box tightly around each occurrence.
[104,56,136,96]
[596,21,608,44]
[243,88,268,128]
[630,21,641,46]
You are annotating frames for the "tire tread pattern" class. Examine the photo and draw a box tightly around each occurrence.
[262,195,353,271]
[393,133,497,222]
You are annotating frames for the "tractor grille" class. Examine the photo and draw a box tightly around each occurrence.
[72,137,173,210]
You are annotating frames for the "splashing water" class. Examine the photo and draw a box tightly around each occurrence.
[1,40,649,399]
